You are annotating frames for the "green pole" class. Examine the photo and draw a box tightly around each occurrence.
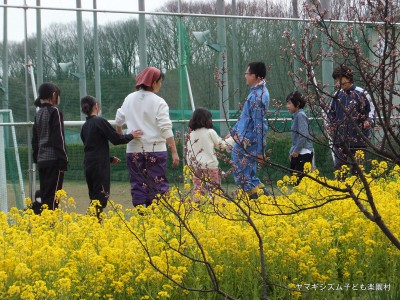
[232,0,239,109]
[177,16,188,121]
[321,0,334,92]
[217,0,229,135]
[291,3,301,89]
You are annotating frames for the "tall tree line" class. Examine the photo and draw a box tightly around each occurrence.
[0,0,382,122]
[0,0,382,78]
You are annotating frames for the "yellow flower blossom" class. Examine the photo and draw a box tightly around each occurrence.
[0,166,398,299]
[14,263,32,280]
[303,162,312,173]
[57,278,71,293]
[157,290,170,298]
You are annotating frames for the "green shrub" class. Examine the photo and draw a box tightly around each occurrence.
[10,134,335,184]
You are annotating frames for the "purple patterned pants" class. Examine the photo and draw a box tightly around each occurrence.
[126,152,169,206]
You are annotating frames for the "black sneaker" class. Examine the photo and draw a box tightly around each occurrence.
[248,187,269,200]
[261,187,269,196]
[249,192,259,200]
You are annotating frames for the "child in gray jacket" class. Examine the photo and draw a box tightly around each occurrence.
[286,91,314,183]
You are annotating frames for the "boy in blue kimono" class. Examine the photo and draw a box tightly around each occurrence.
[230,62,270,199]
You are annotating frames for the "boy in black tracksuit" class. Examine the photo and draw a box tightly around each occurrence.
[32,83,68,214]
[80,96,143,216]
[327,65,372,174]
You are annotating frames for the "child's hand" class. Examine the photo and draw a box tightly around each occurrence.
[130,129,144,139]
[224,136,234,152]
[171,153,180,168]
[111,156,121,164]
[257,154,265,170]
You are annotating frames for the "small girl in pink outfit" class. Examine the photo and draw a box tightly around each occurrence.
[185,108,233,195]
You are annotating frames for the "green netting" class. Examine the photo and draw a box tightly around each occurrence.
[0,110,25,211]
[3,10,366,209]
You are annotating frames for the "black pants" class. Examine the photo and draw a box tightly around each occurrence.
[84,160,110,209]
[38,167,64,212]
[289,152,313,183]
[333,146,365,174]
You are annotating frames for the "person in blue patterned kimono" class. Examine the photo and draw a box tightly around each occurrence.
[230,62,270,199]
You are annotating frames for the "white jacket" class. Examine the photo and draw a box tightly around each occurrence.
[186,128,232,169]
[115,90,174,153]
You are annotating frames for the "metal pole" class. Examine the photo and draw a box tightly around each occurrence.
[177,0,187,164]
[32,1,40,207]
[76,0,87,120]
[36,0,43,86]
[28,62,37,197]
[177,0,187,121]
[2,0,9,109]
[138,0,147,71]
[0,0,8,211]
[292,0,301,88]
[217,0,229,135]
[0,113,7,212]
[28,64,37,100]
[321,0,334,90]
[231,0,239,109]
[93,0,101,104]
[24,0,33,203]
[184,65,195,111]
[320,0,334,165]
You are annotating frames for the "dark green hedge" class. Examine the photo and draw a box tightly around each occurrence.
[11,135,335,184]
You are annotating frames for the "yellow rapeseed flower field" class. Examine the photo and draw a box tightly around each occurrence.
[0,162,399,299]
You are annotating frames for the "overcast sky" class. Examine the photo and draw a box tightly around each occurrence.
[1,0,172,42]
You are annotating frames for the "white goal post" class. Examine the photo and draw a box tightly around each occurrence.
[0,109,25,212]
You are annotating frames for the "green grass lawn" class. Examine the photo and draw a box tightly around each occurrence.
[6,180,238,214]
[5,179,254,214]
[6,180,134,214]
